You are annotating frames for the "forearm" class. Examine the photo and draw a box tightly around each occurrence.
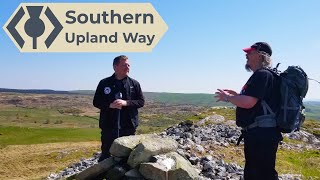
[126,99,145,108]
[228,95,258,109]
[93,97,111,110]
[126,83,145,108]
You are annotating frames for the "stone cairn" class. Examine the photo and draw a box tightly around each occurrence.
[48,114,319,180]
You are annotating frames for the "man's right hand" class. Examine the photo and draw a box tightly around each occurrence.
[109,102,122,109]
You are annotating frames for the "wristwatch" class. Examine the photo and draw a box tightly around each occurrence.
[224,95,230,102]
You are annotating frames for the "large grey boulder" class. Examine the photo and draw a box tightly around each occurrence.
[105,165,127,180]
[125,168,145,179]
[139,152,200,180]
[166,152,201,180]
[127,137,178,168]
[139,162,169,180]
[75,157,117,180]
[110,134,158,157]
[139,154,176,180]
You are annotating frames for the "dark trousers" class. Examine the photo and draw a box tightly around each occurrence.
[243,128,281,180]
[98,128,136,162]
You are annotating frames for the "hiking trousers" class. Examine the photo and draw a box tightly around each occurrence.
[98,128,136,162]
[243,127,282,180]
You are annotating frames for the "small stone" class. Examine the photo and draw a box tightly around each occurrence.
[189,156,199,165]
[203,160,217,171]
[195,145,205,153]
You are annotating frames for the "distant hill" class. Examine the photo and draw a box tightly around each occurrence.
[70,91,229,107]
[143,92,229,107]
[69,90,94,95]
[304,101,320,120]
[0,88,231,107]
[0,88,71,94]
[1,88,319,119]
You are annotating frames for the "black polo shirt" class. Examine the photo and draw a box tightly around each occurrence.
[236,69,280,127]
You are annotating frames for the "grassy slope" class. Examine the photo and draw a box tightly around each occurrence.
[1,89,319,118]
[0,142,100,179]
[304,102,320,120]
[277,149,320,178]
[0,92,319,179]
[0,107,99,128]
[70,91,320,120]
[0,126,100,147]
[143,92,230,107]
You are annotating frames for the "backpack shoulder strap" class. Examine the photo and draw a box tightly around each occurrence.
[261,100,275,116]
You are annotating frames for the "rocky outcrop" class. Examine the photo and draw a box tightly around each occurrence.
[48,119,319,180]
[284,131,320,145]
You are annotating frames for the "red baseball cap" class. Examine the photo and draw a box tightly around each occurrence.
[243,42,272,56]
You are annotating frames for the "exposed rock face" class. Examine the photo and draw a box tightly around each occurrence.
[283,131,320,146]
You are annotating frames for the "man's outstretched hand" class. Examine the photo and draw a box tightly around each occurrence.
[214,89,237,102]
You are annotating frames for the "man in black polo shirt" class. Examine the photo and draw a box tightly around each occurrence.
[215,42,282,180]
[93,55,145,162]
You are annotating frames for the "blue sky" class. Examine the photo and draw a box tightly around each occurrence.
[1,0,320,100]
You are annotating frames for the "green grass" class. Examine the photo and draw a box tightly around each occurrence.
[277,149,320,179]
[302,119,320,137]
[0,104,319,179]
[137,114,186,134]
[305,102,320,120]
[214,146,320,179]
[143,92,230,107]
[0,126,100,147]
[0,107,98,128]
[187,107,236,122]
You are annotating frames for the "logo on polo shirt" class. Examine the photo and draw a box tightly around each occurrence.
[104,87,111,95]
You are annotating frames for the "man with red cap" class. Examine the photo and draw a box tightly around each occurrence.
[215,42,282,180]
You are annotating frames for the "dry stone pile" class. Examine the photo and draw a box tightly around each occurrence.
[48,116,319,180]
[71,134,201,180]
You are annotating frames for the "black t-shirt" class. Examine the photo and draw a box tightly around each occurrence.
[236,69,280,127]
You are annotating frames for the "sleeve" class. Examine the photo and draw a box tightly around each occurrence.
[127,81,145,108]
[244,70,273,100]
[93,80,112,110]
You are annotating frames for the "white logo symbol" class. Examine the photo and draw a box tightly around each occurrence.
[104,87,111,94]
